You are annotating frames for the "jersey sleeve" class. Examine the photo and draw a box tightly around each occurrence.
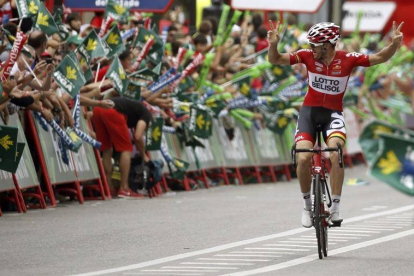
[347,52,370,67]
[289,49,312,66]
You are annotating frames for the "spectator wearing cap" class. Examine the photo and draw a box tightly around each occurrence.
[92,98,153,198]
[66,35,83,52]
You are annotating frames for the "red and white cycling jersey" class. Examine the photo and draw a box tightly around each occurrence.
[289,49,370,111]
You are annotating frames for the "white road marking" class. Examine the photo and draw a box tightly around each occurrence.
[329,229,380,233]
[198,258,270,262]
[215,254,282,258]
[279,240,322,244]
[263,244,317,248]
[124,273,203,275]
[222,229,414,276]
[343,226,395,231]
[244,248,309,252]
[162,266,238,270]
[324,233,371,237]
[142,269,217,273]
[230,251,295,255]
[301,235,360,239]
[180,262,253,266]
[70,205,414,276]
[366,223,408,227]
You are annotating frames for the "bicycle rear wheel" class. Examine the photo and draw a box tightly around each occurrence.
[321,179,328,257]
[314,174,323,259]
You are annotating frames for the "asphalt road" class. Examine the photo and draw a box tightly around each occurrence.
[1,165,414,276]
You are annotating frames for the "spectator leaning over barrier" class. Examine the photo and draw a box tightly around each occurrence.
[91,98,153,198]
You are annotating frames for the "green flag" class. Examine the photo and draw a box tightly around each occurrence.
[16,0,40,18]
[146,118,164,151]
[105,57,129,95]
[34,2,62,38]
[123,81,142,101]
[77,30,106,64]
[189,105,212,139]
[175,76,195,94]
[0,142,25,174]
[359,120,414,164]
[233,76,251,97]
[0,125,18,162]
[169,157,190,180]
[53,7,70,40]
[103,25,126,58]
[105,0,131,22]
[370,133,414,196]
[129,67,159,82]
[133,27,163,53]
[53,53,86,97]
[256,51,292,83]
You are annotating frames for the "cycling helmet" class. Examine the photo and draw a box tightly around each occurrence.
[307,22,340,44]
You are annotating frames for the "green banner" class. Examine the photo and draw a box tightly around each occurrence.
[370,133,414,196]
[105,57,129,95]
[53,53,86,98]
[103,25,126,58]
[189,106,212,139]
[0,124,18,161]
[146,118,164,151]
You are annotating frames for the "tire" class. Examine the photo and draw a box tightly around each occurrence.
[321,179,328,257]
[314,174,323,259]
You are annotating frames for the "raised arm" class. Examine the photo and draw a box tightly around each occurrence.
[267,20,290,65]
[369,21,404,66]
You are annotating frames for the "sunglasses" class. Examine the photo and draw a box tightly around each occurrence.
[309,42,323,48]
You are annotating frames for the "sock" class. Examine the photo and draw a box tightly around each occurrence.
[302,192,311,211]
[331,195,341,213]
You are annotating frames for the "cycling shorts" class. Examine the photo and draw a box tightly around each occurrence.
[294,106,346,144]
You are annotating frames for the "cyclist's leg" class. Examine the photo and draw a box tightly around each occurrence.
[324,110,346,222]
[295,107,316,228]
[295,106,316,195]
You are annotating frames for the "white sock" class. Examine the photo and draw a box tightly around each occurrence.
[331,195,341,213]
[302,192,311,211]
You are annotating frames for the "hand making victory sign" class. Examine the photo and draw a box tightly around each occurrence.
[391,21,404,47]
[267,20,285,45]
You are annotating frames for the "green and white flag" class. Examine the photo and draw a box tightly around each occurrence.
[0,125,18,162]
[169,157,190,180]
[129,66,159,82]
[189,105,212,139]
[103,25,126,58]
[146,118,164,151]
[77,30,106,64]
[53,53,86,98]
[123,81,143,101]
[105,57,129,95]
[16,0,40,18]
[359,120,414,164]
[105,0,131,22]
[370,133,414,196]
[0,142,25,174]
[53,7,70,40]
[34,2,62,38]
[133,27,163,53]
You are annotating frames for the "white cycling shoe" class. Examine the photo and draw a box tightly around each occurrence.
[301,209,313,228]
[330,211,343,224]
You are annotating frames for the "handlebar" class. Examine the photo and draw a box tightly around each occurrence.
[291,143,344,168]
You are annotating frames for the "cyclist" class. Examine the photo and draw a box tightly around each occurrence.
[268,21,404,227]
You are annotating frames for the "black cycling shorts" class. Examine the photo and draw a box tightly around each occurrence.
[294,106,346,144]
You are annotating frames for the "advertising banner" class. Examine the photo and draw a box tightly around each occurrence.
[65,0,173,12]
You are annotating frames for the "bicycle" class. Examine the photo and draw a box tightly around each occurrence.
[291,125,344,259]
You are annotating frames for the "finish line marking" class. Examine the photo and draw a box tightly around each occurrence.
[69,205,414,276]
[222,229,414,276]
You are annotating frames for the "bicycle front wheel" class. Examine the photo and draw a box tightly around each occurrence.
[314,173,323,259]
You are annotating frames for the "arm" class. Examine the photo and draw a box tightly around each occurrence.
[369,21,404,66]
[267,21,290,65]
[133,120,149,163]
